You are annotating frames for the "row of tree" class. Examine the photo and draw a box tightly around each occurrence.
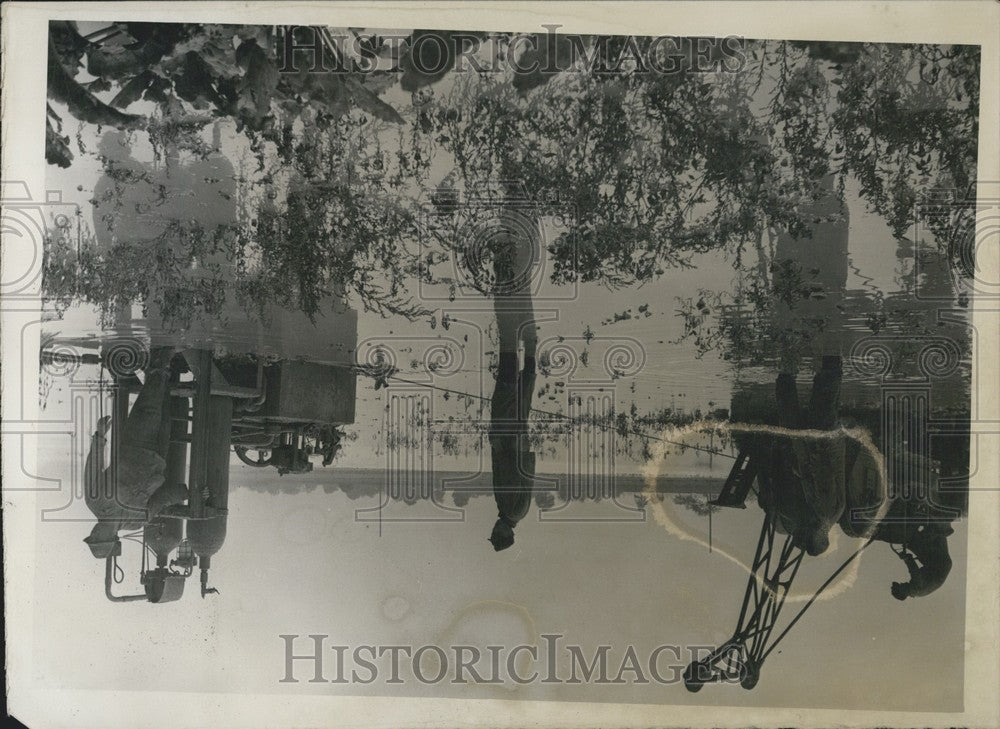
[45,23,981,332]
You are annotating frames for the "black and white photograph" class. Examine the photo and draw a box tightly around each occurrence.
[2,2,999,728]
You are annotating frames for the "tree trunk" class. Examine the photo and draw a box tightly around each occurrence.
[488,198,539,546]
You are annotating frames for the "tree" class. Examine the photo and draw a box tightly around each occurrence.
[419,38,979,291]
[45,22,447,323]
[45,26,980,329]
[46,23,415,165]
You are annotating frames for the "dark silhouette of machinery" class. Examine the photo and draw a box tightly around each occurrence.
[683,504,806,692]
[99,345,355,603]
[233,425,344,474]
[65,126,358,604]
[684,448,881,692]
[683,389,967,692]
[141,517,186,603]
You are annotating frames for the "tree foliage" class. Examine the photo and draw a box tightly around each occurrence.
[45,24,981,328]
[420,38,979,289]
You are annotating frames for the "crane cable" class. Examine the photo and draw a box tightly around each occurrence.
[760,535,877,661]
